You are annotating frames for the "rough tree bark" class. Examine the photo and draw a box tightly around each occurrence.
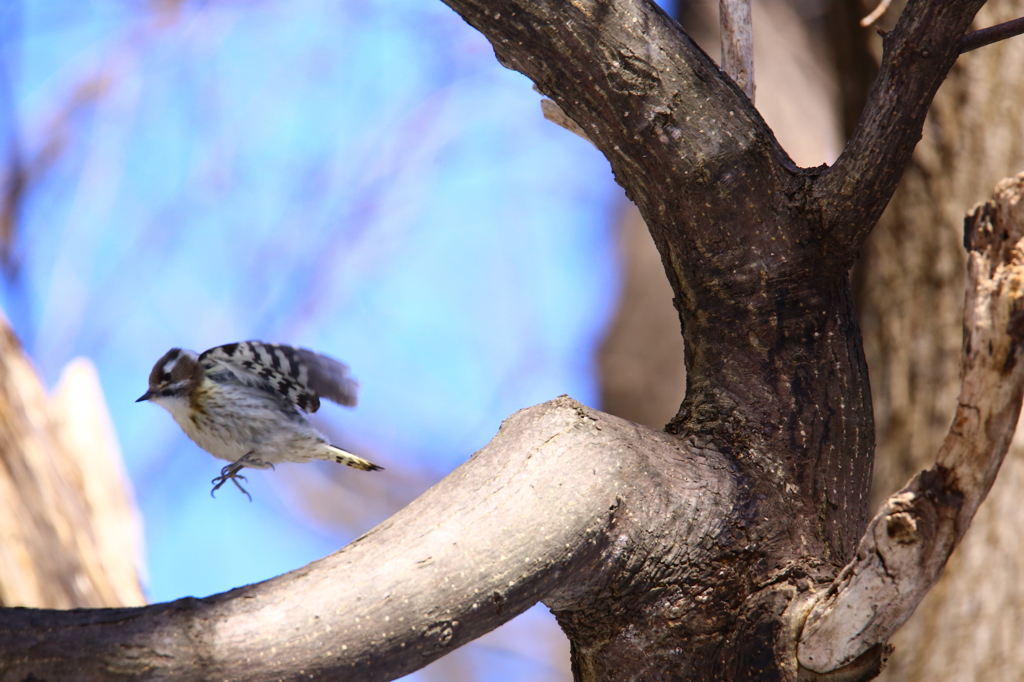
[1,1,1022,681]
[599,0,842,430]
[799,174,1024,672]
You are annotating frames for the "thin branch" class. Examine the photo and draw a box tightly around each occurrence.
[719,0,754,101]
[859,0,893,28]
[961,16,1024,53]
[814,0,987,269]
[798,173,1024,673]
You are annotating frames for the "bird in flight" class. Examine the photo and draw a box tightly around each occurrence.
[138,341,381,500]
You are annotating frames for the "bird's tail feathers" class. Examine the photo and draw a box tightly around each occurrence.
[327,444,383,471]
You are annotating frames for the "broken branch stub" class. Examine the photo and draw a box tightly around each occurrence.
[539,98,593,144]
[797,173,1024,674]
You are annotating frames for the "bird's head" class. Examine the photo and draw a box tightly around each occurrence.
[137,348,199,408]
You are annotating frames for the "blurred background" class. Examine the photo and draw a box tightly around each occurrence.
[1,0,1023,681]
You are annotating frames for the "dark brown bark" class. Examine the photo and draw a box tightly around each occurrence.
[2,1,1020,680]
[598,0,842,433]
[961,15,1024,51]
[816,1,986,266]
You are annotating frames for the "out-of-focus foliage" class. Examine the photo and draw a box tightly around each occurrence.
[0,0,619,679]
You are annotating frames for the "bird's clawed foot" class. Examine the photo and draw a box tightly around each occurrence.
[210,454,275,501]
[211,463,251,501]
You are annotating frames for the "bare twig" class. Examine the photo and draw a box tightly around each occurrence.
[860,0,894,27]
[719,0,754,101]
[798,173,1024,673]
[961,16,1024,53]
[0,1,188,279]
[0,13,23,276]
[0,159,25,276]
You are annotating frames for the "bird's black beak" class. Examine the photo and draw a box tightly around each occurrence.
[136,390,153,403]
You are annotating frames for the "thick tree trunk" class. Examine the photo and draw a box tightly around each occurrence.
[855,1,1024,679]
[599,0,843,431]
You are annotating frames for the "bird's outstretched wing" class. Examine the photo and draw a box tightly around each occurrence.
[198,341,359,413]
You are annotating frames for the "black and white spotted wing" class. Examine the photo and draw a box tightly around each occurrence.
[198,341,359,413]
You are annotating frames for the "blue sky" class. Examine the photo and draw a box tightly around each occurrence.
[2,0,623,678]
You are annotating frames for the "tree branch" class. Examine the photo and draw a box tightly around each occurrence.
[440,0,788,206]
[719,0,754,101]
[0,397,734,681]
[798,172,1024,673]
[815,0,987,269]
[961,15,1024,53]
[442,0,879,580]
[860,0,894,27]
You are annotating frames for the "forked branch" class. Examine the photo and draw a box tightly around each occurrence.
[798,173,1024,673]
